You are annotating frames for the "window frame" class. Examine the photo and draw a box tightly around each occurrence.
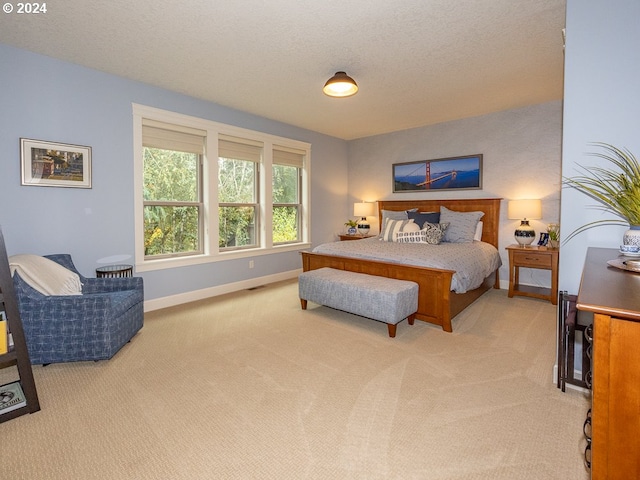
[132,104,311,273]
[217,136,262,252]
[142,145,204,260]
[272,148,304,245]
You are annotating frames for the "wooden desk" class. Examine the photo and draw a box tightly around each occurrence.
[506,244,559,304]
[577,247,640,479]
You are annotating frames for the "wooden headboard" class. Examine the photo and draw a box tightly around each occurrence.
[377,198,502,249]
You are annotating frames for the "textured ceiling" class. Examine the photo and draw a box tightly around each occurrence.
[0,0,566,140]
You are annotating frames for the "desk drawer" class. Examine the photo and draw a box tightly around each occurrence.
[513,251,552,268]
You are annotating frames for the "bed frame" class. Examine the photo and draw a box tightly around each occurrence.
[300,198,502,332]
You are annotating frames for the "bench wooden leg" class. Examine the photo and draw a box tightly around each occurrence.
[387,323,397,338]
[300,299,307,310]
[408,313,416,326]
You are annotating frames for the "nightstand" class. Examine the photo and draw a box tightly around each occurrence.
[338,234,375,241]
[506,244,559,305]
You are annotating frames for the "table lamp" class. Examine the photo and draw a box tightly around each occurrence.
[353,202,375,235]
[508,199,542,246]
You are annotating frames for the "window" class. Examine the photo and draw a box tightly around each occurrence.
[142,120,205,258]
[218,137,262,250]
[273,147,304,244]
[133,104,311,271]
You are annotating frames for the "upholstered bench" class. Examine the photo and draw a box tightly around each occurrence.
[298,267,418,337]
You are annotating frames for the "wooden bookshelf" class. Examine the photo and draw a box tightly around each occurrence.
[0,226,40,422]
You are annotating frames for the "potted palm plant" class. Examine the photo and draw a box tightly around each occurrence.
[563,143,640,245]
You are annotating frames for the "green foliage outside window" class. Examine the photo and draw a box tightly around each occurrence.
[143,148,200,256]
[218,158,256,248]
[218,206,255,248]
[143,147,303,256]
[273,206,298,242]
[272,164,299,243]
[144,205,199,255]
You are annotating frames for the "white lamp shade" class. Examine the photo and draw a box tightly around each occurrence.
[353,202,375,217]
[507,199,542,220]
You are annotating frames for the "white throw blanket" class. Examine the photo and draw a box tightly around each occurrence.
[9,254,82,296]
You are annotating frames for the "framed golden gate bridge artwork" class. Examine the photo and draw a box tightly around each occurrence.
[392,154,482,193]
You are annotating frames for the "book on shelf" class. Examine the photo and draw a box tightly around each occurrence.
[0,318,7,354]
[0,381,27,415]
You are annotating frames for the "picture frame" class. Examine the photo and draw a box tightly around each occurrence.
[20,138,92,189]
[392,154,482,193]
[537,232,549,246]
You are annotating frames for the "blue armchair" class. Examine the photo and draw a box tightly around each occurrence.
[12,254,144,365]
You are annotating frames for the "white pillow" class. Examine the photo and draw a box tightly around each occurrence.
[9,254,82,296]
[380,218,414,242]
[474,221,484,241]
[402,221,421,233]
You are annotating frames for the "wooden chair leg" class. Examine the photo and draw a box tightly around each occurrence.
[387,323,397,337]
[300,299,307,310]
[408,314,416,326]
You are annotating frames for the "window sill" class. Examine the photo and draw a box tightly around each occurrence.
[135,242,311,272]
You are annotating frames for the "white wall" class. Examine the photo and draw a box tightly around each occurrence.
[0,44,349,304]
[560,0,640,294]
[348,101,563,288]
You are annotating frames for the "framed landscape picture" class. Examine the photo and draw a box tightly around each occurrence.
[393,154,482,193]
[20,138,92,188]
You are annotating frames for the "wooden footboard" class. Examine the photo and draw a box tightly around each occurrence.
[301,251,456,331]
[301,251,497,332]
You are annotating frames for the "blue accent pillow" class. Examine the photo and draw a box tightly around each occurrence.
[407,211,440,228]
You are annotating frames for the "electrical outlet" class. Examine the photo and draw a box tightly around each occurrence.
[249,260,254,269]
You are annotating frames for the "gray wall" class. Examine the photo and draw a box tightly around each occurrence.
[560,0,640,293]
[348,101,563,288]
[0,44,348,304]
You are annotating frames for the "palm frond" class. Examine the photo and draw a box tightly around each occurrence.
[563,143,640,242]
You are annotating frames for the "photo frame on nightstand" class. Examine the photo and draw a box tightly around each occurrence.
[537,232,549,246]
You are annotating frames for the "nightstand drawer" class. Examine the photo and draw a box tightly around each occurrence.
[512,251,552,268]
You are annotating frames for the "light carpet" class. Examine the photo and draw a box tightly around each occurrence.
[0,280,591,479]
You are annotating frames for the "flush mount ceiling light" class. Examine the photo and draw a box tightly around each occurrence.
[322,71,358,98]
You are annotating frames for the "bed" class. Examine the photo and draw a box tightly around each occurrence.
[300,198,502,332]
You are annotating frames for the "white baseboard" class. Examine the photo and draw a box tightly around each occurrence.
[144,268,302,312]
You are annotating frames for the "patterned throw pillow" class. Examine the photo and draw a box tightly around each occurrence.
[395,230,425,243]
[440,206,484,243]
[395,222,449,244]
[422,222,449,245]
[380,218,414,242]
